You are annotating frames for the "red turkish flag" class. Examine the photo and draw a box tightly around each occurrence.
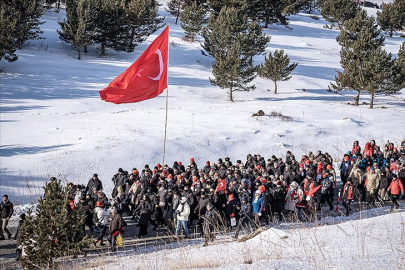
[215,179,226,193]
[99,26,169,104]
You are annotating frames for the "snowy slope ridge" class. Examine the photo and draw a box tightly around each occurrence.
[78,207,405,270]
[1,4,404,203]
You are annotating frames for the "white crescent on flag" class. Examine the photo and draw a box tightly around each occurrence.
[148,49,164,81]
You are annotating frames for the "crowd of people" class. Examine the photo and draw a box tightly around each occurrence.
[58,138,405,249]
[3,139,405,251]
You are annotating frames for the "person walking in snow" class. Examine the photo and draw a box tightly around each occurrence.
[176,197,190,238]
[365,167,380,205]
[317,174,334,211]
[387,174,404,211]
[202,203,218,246]
[342,180,354,216]
[252,190,263,227]
[0,194,13,240]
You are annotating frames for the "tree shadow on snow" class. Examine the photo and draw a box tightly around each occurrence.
[0,144,74,157]
[255,89,349,103]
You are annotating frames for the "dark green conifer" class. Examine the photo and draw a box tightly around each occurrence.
[202,6,270,101]
[258,50,297,94]
[318,0,360,29]
[19,180,90,269]
[180,1,206,41]
[329,10,402,109]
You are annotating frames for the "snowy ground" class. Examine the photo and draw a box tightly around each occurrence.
[73,205,405,270]
[1,2,404,205]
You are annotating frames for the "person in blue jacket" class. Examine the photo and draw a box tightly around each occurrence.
[252,190,263,227]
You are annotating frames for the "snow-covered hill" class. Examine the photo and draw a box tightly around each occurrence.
[1,2,404,203]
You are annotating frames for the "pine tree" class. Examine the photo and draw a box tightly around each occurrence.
[377,0,405,38]
[248,0,290,28]
[208,0,249,18]
[124,0,165,52]
[58,0,95,60]
[318,0,360,29]
[19,180,90,269]
[394,42,405,89]
[258,49,297,94]
[92,0,128,56]
[329,10,401,109]
[165,0,185,24]
[201,6,270,101]
[0,0,44,63]
[180,1,206,41]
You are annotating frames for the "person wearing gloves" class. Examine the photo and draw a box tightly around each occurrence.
[176,197,190,238]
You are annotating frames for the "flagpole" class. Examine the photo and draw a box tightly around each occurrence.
[163,87,168,165]
[162,26,170,166]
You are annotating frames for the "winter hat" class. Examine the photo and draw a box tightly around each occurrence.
[322,173,328,178]
[168,174,173,179]
[156,163,162,168]
[180,197,187,204]
[290,181,298,189]
[255,190,261,195]
[178,162,182,166]
[118,168,124,172]
[326,165,332,169]
[93,174,98,178]
[258,185,266,193]
[190,158,195,162]
[206,161,210,165]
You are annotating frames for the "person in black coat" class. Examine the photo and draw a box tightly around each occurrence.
[233,196,253,240]
[134,195,153,237]
[111,168,126,198]
[86,174,103,194]
[225,194,240,229]
[0,195,14,240]
[202,203,218,246]
[270,182,286,221]
[194,191,211,235]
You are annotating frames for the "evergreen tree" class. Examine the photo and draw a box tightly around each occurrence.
[258,49,297,94]
[208,0,248,18]
[329,10,401,108]
[58,0,95,60]
[248,0,290,28]
[92,0,128,56]
[19,180,90,269]
[124,0,165,52]
[180,1,206,41]
[0,0,44,63]
[165,0,185,24]
[201,6,270,101]
[394,42,405,89]
[318,0,360,29]
[377,0,405,38]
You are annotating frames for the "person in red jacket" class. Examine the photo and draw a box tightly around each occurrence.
[342,180,355,216]
[387,174,404,211]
